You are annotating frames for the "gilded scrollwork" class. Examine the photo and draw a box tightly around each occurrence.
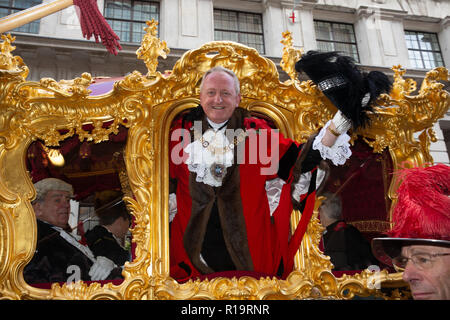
[280,31,303,84]
[0,29,449,300]
[390,65,417,99]
[136,19,170,77]
[0,34,28,78]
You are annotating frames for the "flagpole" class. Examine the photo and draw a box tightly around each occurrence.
[0,0,73,34]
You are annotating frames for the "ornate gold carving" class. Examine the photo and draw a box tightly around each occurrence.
[0,34,28,78]
[359,64,449,162]
[31,72,93,99]
[136,19,170,77]
[0,29,449,300]
[349,220,392,233]
[280,31,303,84]
[390,65,417,99]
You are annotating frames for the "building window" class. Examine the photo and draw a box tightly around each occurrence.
[214,9,265,54]
[104,0,159,44]
[314,20,359,62]
[0,0,41,34]
[405,31,444,69]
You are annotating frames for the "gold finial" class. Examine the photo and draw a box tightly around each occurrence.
[390,65,416,100]
[136,19,170,77]
[280,31,303,83]
[0,33,28,77]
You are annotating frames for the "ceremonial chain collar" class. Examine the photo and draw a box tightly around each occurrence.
[192,126,248,156]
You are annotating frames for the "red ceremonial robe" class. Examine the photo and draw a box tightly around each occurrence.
[169,107,322,281]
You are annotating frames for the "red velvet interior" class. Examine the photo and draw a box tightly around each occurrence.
[322,138,394,242]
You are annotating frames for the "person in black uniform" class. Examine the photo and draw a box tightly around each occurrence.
[319,192,378,271]
[85,191,131,267]
[24,178,121,284]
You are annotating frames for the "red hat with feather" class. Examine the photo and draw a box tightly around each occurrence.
[371,164,450,266]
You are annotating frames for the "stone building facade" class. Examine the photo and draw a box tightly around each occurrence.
[1,0,449,163]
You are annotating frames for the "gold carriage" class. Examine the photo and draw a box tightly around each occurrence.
[0,20,449,300]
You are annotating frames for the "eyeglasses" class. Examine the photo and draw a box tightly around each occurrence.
[392,253,450,272]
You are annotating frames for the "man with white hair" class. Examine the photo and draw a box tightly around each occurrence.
[24,178,121,284]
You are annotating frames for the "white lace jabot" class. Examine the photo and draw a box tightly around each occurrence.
[184,124,233,187]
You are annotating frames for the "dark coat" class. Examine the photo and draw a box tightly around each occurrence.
[24,219,94,284]
[323,220,378,271]
[85,225,130,267]
[24,219,123,284]
[169,107,325,280]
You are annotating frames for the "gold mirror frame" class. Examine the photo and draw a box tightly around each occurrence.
[1,26,449,299]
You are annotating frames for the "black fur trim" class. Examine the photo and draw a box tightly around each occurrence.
[278,143,301,181]
[182,104,205,129]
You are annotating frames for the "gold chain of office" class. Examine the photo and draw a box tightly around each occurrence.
[193,128,248,155]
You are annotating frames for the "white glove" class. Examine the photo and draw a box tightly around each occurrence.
[169,193,177,222]
[331,110,352,135]
[265,178,286,216]
[89,256,116,281]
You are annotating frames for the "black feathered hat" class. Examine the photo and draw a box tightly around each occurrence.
[295,51,392,129]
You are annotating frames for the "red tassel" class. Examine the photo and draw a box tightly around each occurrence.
[77,220,88,245]
[73,0,122,55]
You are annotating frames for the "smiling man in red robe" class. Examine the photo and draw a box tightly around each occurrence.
[168,60,390,281]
